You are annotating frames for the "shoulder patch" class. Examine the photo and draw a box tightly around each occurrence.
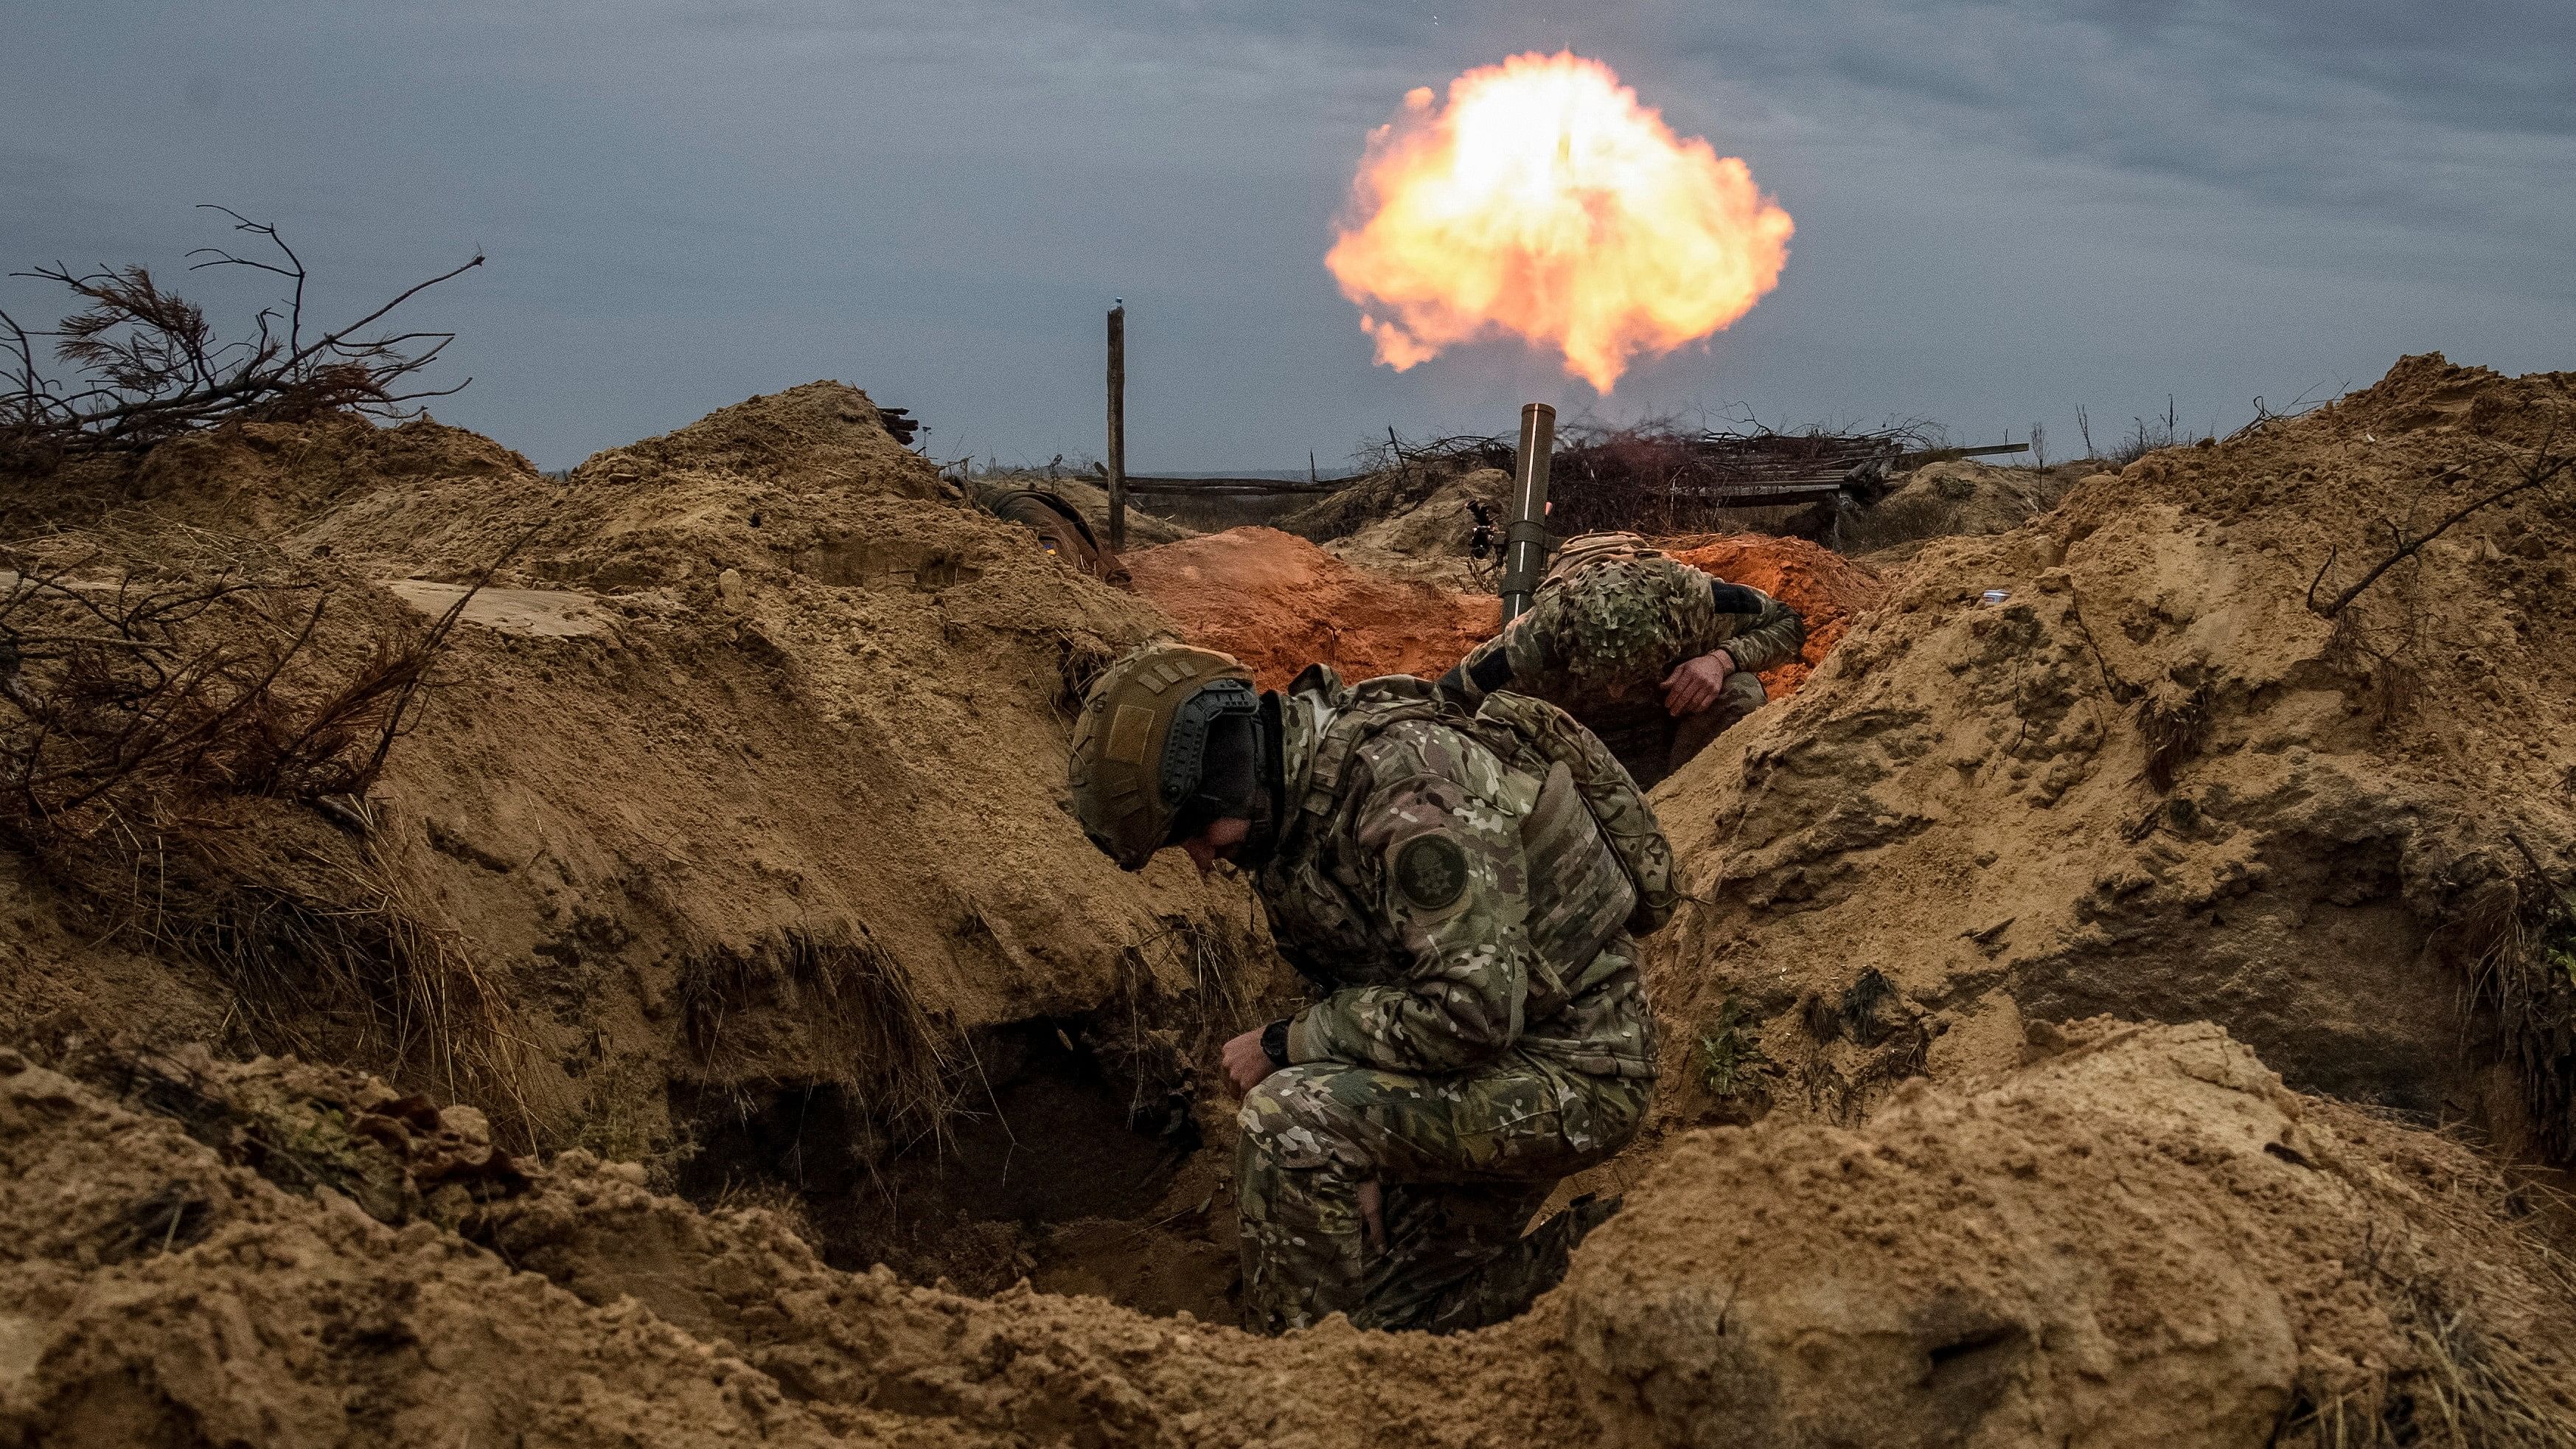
[1395,834,1469,911]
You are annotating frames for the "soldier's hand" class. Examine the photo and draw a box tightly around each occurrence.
[1222,1028,1276,1096]
[1662,651,1733,716]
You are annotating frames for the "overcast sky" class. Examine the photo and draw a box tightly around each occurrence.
[4,1,2569,473]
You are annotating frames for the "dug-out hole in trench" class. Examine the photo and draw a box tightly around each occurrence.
[671,1016,1243,1322]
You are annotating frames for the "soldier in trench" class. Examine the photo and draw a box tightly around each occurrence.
[1441,531,1806,790]
[1067,642,1667,1334]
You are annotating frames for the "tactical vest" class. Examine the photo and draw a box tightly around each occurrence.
[1289,675,1678,948]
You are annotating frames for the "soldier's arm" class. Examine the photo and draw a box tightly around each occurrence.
[1441,588,1583,709]
[1440,631,1515,709]
[1693,583,1805,674]
[1284,772,1536,1074]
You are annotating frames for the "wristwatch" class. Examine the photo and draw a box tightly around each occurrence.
[1260,1018,1292,1070]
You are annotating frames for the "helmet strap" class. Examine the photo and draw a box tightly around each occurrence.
[1233,693,1287,869]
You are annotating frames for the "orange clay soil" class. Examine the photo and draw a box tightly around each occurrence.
[1660,532,1888,695]
[1123,526,1501,689]
[1128,524,1879,702]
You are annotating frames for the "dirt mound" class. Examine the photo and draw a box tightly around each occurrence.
[0,384,1286,1302]
[1839,460,2085,563]
[1274,455,1485,543]
[1125,526,1501,690]
[577,381,933,497]
[9,1021,2567,1448]
[1647,355,2576,1149]
[1324,468,1512,588]
[1135,522,1876,706]
[0,412,536,540]
[0,1045,1580,1448]
[1356,467,1511,555]
[1571,1018,2576,1447]
[1660,533,1887,697]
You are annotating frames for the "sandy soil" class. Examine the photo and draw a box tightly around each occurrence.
[1645,355,2576,1154]
[4,355,2576,1447]
[7,1018,2569,1446]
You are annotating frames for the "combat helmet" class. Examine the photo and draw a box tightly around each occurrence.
[1542,530,1662,588]
[1069,642,1261,869]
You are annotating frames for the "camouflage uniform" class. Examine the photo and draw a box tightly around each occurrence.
[1449,533,1804,788]
[1237,668,1657,1335]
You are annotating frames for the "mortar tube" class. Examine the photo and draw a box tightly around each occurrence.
[1498,402,1557,622]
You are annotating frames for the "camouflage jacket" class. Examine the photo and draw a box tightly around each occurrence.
[1453,547,1803,723]
[1257,667,1657,1080]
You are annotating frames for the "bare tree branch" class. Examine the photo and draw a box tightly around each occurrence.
[1,209,482,468]
[2308,422,2574,619]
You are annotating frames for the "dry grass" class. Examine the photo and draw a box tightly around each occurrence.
[1833,491,1955,555]
[164,843,527,1130]
[1048,628,1118,718]
[0,534,537,1139]
[2466,885,2576,1161]
[2138,678,2215,792]
[2282,1118,2576,1448]
[1079,914,1276,1136]
[707,1174,826,1251]
[676,926,964,1153]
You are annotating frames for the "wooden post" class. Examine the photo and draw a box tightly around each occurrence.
[1106,303,1127,553]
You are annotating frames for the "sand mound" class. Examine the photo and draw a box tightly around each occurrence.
[1571,1018,2576,1447]
[1840,461,2086,563]
[577,381,934,497]
[0,412,535,541]
[1125,526,1501,690]
[9,1021,2567,1448]
[1324,468,1513,588]
[0,385,1282,1300]
[1648,355,2576,1147]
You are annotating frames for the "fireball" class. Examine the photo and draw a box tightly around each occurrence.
[1326,52,1794,392]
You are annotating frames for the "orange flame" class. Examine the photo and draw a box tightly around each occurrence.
[1326,52,1794,393]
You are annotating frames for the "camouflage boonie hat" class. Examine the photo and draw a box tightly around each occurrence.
[1068,642,1257,869]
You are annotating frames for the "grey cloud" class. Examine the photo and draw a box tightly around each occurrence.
[0,0,2565,476]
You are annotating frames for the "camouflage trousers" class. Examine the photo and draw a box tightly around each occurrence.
[1589,670,1769,790]
[1234,1051,1649,1335]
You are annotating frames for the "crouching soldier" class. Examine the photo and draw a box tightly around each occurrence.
[1068,642,1671,1333]
[1443,531,1804,789]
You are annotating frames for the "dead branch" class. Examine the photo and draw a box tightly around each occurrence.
[1,206,481,468]
[2308,423,2574,619]
[0,527,523,835]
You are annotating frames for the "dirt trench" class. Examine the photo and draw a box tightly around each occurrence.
[666,1010,1245,1318]
[8,358,2576,1447]
[0,383,1299,1327]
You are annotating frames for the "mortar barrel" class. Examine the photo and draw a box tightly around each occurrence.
[1500,402,1557,622]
